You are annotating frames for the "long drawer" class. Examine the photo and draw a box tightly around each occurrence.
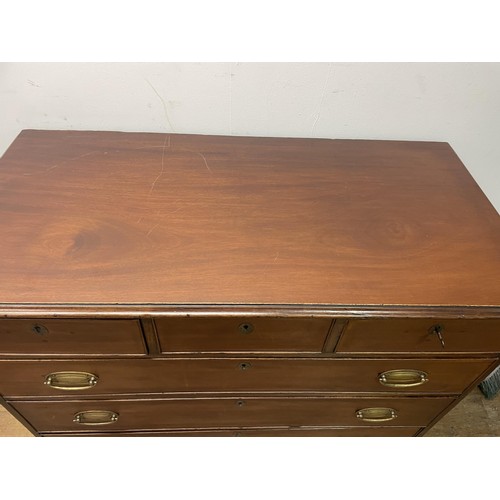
[0,319,146,355]
[0,358,492,397]
[11,396,454,432]
[337,319,500,353]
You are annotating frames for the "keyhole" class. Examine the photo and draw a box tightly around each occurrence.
[430,324,443,335]
[32,324,48,336]
[238,323,254,334]
[239,362,251,370]
[237,400,246,407]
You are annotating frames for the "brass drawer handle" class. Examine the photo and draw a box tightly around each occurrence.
[44,371,99,390]
[378,369,429,388]
[73,410,119,425]
[356,407,398,422]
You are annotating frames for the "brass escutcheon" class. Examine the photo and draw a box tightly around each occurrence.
[238,323,254,334]
[32,324,49,336]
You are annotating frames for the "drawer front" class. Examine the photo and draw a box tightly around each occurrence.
[0,358,492,397]
[44,427,422,437]
[155,317,332,353]
[12,396,454,432]
[336,319,500,353]
[0,319,146,355]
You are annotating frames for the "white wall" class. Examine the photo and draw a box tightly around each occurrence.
[1,62,499,212]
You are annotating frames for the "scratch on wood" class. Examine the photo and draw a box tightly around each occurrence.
[196,152,212,173]
[146,223,160,238]
[145,78,175,132]
[149,135,170,194]
[273,251,280,263]
[24,151,100,176]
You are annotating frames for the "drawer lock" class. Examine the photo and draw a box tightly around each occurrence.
[44,371,99,390]
[429,324,446,348]
[378,369,429,388]
[356,407,398,422]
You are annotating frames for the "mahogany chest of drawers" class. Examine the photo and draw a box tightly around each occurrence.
[0,130,499,436]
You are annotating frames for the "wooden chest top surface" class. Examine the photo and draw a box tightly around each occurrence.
[0,129,499,307]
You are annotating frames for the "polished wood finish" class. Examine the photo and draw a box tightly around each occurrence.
[1,304,499,319]
[155,317,331,353]
[0,358,492,397]
[0,319,145,355]
[0,130,499,437]
[1,130,499,307]
[42,427,421,437]
[337,319,500,353]
[12,396,454,432]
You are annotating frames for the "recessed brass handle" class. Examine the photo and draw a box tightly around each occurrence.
[73,410,119,425]
[356,407,398,422]
[44,371,99,390]
[378,369,429,388]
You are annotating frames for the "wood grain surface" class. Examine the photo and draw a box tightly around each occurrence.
[155,316,331,352]
[336,318,500,353]
[0,357,492,397]
[41,427,421,437]
[0,319,145,355]
[11,395,454,432]
[1,130,499,307]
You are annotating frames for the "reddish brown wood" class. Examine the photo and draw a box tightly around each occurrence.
[11,395,454,432]
[323,319,348,352]
[0,319,146,355]
[0,358,492,397]
[336,318,500,353]
[140,318,161,355]
[1,304,500,319]
[41,426,422,437]
[1,130,499,307]
[155,317,331,353]
[0,130,498,437]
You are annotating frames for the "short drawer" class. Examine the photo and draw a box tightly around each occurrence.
[0,319,146,355]
[155,317,332,353]
[0,358,492,397]
[43,426,422,437]
[336,319,500,354]
[12,396,454,432]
